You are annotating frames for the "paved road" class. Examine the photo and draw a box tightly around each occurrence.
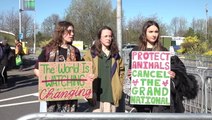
[0,55,39,120]
[0,54,90,120]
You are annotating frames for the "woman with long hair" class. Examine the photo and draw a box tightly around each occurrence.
[128,20,198,113]
[34,21,81,112]
[83,26,125,112]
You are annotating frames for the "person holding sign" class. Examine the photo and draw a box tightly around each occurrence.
[83,26,125,112]
[128,20,198,113]
[34,21,81,112]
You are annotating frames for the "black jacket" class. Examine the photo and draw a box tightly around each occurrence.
[0,43,12,66]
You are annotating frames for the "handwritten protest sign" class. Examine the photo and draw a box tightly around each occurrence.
[130,51,171,105]
[38,61,92,101]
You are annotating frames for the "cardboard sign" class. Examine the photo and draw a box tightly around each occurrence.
[130,51,171,105]
[38,61,93,101]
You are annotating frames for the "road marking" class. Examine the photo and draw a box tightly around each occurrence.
[0,92,38,102]
[0,100,39,108]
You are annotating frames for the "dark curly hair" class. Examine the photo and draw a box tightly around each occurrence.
[44,21,74,51]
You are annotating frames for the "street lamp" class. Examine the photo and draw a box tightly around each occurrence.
[117,0,122,53]
[19,0,23,42]
[19,0,36,53]
[125,28,129,44]
[205,4,208,41]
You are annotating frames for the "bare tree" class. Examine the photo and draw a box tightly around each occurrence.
[41,14,60,36]
[22,12,34,41]
[208,17,212,45]
[0,12,6,30]
[4,9,19,35]
[191,18,207,41]
[0,9,34,47]
[65,0,116,45]
[125,15,168,44]
[125,15,145,43]
[170,17,188,36]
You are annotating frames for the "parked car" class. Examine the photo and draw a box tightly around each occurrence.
[122,44,138,64]
[122,44,138,51]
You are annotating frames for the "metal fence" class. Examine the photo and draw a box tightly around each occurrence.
[180,55,212,114]
[17,113,212,120]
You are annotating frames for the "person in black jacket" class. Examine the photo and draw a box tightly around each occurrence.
[128,20,198,113]
[0,40,12,88]
[34,21,81,112]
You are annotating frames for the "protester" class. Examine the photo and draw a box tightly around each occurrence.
[34,21,81,112]
[128,20,198,113]
[15,39,24,71]
[83,26,125,112]
[0,40,12,88]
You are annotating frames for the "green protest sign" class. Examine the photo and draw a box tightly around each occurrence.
[130,51,171,105]
[38,61,92,101]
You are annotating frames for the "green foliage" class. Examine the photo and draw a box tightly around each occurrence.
[203,50,212,56]
[36,32,51,47]
[39,39,51,48]
[178,36,211,55]
[178,36,199,54]
[185,36,199,43]
[176,47,185,53]
[184,27,195,37]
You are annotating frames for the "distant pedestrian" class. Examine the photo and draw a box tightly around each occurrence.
[0,40,12,88]
[15,39,24,71]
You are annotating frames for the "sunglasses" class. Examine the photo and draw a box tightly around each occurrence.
[66,29,74,35]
